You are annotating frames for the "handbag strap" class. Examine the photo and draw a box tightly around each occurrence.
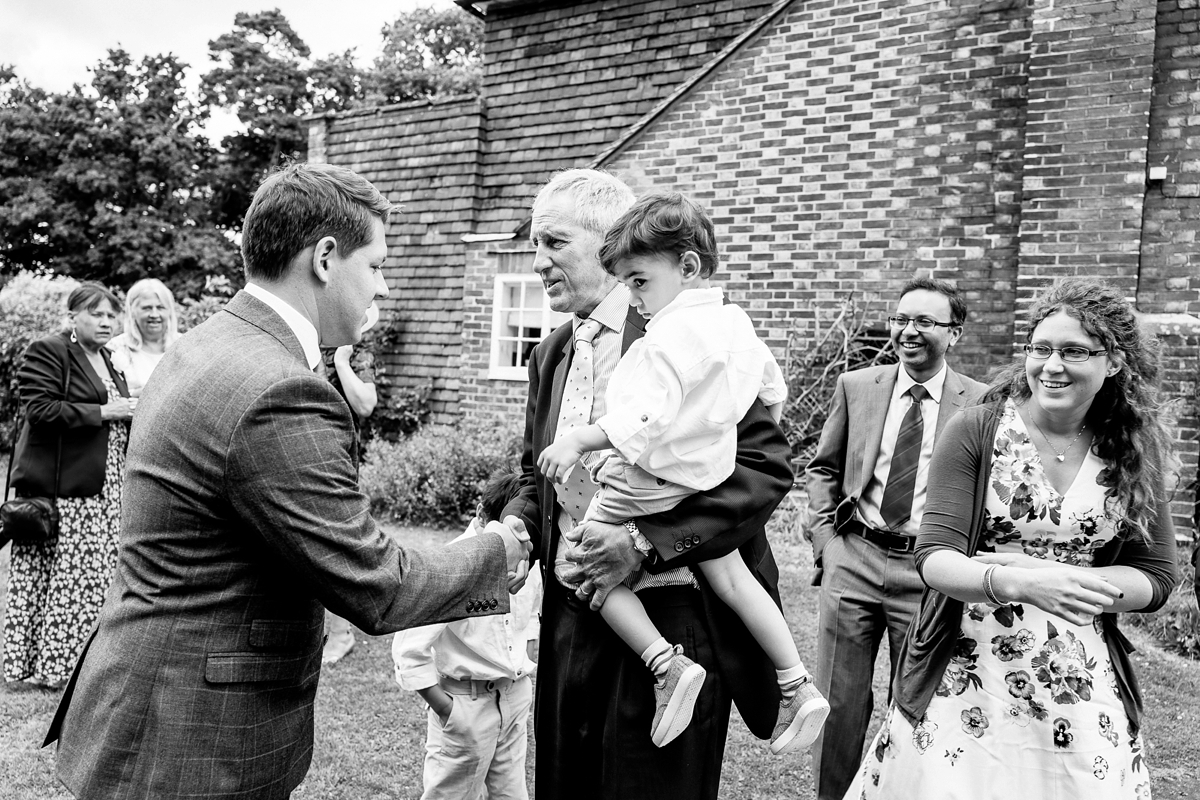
[4,339,70,502]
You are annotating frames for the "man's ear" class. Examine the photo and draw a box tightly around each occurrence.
[311,236,338,286]
[679,250,702,279]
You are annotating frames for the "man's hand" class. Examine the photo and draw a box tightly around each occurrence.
[537,434,584,484]
[333,344,354,367]
[490,518,532,593]
[565,520,644,610]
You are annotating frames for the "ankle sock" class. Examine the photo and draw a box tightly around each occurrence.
[776,663,809,699]
[641,638,674,678]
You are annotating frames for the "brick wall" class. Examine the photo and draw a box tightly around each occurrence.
[602,0,1031,380]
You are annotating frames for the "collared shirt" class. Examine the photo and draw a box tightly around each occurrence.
[392,520,543,690]
[558,283,694,589]
[243,282,321,370]
[596,286,786,491]
[858,363,949,536]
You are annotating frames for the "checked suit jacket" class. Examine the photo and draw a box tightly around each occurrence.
[45,291,510,800]
[501,305,796,739]
[804,362,985,585]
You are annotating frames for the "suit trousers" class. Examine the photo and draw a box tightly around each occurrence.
[812,530,924,800]
[534,582,732,800]
[421,675,533,800]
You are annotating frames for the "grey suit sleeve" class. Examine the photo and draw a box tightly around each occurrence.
[225,376,510,634]
[804,373,850,572]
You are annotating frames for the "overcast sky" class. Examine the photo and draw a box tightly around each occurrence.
[1,0,457,138]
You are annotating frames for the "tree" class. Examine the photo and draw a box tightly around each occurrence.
[0,54,240,294]
[369,5,484,103]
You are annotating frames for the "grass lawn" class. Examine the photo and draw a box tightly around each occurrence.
[2,508,1199,799]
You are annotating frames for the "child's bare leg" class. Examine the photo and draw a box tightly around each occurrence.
[598,584,663,656]
[697,552,802,670]
[597,584,706,748]
[697,552,828,755]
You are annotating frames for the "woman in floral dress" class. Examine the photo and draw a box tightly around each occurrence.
[847,279,1179,799]
[5,283,134,687]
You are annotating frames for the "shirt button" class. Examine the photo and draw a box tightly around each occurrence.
[640,414,648,422]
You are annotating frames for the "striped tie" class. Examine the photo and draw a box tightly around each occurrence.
[879,384,927,531]
[552,319,603,522]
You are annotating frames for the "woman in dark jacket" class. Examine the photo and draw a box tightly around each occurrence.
[4,282,134,687]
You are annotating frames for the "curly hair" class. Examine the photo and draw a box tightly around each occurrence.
[982,279,1172,542]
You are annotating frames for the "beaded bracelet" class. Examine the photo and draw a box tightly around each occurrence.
[982,564,1007,606]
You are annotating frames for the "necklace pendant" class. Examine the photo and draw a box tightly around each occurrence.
[1055,454,1065,462]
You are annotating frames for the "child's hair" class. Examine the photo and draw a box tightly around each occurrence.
[598,192,718,278]
[477,467,523,524]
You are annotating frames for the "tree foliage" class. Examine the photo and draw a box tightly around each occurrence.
[0,5,483,295]
[0,53,240,295]
[370,6,484,103]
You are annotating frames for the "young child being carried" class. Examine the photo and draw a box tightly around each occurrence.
[392,468,543,800]
[538,192,828,753]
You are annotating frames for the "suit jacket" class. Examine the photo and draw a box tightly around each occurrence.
[46,291,510,800]
[804,362,985,585]
[502,305,796,737]
[11,331,130,498]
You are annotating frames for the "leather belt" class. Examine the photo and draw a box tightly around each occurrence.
[846,520,917,553]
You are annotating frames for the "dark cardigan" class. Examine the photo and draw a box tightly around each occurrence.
[893,400,1179,734]
[10,331,130,498]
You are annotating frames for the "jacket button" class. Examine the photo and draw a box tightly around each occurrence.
[675,541,685,553]
[490,598,498,609]
[692,535,701,545]
[467,601,476,612]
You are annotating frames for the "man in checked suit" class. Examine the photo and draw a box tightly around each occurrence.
[805,276,985,800]
[498,169,794,800]
[44,163,531,799]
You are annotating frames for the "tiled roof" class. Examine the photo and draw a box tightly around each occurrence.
[467,0,779,233]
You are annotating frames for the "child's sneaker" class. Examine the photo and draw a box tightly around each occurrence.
[770,676,829,755]
[650,645,706,747]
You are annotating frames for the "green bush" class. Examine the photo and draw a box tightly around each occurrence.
[0,272,81,445]
[359,418,524,526]
[1124,544,1200,660]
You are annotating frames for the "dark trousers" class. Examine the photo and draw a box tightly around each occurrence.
[812,530,925,800]
[534,582,732,800]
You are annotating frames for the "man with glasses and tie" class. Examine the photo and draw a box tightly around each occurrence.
[498,169,794,800]
[805,276,985,800]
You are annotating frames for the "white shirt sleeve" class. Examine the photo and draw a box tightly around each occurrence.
[594,341,686,468]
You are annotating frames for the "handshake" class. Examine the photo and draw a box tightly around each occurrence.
[482,516,534,593]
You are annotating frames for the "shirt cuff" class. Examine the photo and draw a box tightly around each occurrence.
[393,663,439,692]
[596,412,652,465]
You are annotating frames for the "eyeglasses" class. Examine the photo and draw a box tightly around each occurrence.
[1023,344,1108,363]
[887,316,956,332]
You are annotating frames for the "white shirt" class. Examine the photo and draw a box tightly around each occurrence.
[391,520,543,690]
[858,363,949,536]
[243,282,321,370]
[106,335,165,396]
[596,287,787,491]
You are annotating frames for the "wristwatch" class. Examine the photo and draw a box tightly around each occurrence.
[624,520,652,557]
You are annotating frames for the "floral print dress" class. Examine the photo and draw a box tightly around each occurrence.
[847,399,1151,800]
[4,376,127,686]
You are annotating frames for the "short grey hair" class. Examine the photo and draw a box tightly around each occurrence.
[532,169,636,236]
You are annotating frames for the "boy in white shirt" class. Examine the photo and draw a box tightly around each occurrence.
[539,192,828,754]
[392,469,542,800]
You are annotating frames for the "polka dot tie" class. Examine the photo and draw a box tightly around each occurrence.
[553,318,603,523]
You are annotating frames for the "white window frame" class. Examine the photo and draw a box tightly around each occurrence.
[488,272,571,381]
